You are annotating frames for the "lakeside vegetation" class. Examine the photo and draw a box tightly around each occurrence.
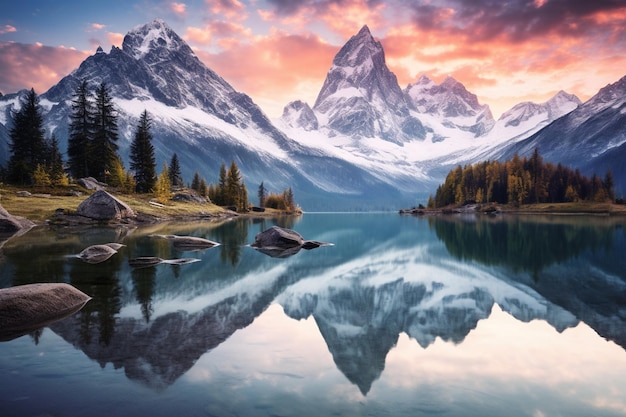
[428,149,619,209]
[1,85,301,220]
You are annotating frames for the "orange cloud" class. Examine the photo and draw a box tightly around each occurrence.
[0,42,88,95]
[205,0,247,21]
[260,0,388,38]
[170,2,187,16]
[108,32,125,47]
[194,30,336,115]
[185,21,252,46]
[91,23,106,31]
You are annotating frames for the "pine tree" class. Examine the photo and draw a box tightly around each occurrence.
[216,162,227,205]
[91,82,120,182]
[191,171,201,192]
[8,88,47,184]
[239,180,249,212]
[67,79,93,179]
[48,134,65,186]
[129,110,156,193]
[284,187,295,211]
[604,170,615,201]
[226,160,242,207]
[168,153,183,188]
[257,181,266,207]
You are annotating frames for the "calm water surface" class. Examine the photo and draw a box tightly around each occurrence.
[1,212,626,417]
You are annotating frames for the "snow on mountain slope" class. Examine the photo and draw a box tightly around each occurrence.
[405,74,495,137]
[310,25,427,144]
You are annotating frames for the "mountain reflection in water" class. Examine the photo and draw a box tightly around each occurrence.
[1,213,625,413]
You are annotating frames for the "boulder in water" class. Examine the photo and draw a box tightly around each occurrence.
[0,283,91,341]
[77,243,123,264]
[250,226,333,258]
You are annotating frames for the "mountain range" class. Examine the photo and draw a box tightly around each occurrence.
[0,19,624,210]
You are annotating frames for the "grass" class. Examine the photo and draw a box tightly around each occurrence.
[0,183,227,223]
[502,201,626,215]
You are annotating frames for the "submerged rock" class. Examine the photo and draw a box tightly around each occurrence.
[129,256,201,268]
[0,283,91,341]
[250,226,333,258]
[150,234,220,251]
[77,243,123,264]
[77,190,135,221]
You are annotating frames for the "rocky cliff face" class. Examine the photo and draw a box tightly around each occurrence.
[311,25,427,144]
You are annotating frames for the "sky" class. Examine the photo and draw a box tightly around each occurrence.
[0,0,625,119]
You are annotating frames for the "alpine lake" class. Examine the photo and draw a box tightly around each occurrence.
[1,212,626,417]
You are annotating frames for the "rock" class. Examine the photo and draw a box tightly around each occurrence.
[0,283,91,341]
[150,234,220,251]
[77,243,122,264]
[76,190,135,221]
[172,192,208,203]
[129,256,201,268]
[77,177,107,190]
[251,226,305,249]
[250,226,333,258]
[15,190,31,197]
[0,204,35,237]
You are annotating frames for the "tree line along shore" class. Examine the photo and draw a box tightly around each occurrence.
[1,84,300,219]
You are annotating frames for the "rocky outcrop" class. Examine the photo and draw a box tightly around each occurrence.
[0,283,91,341]
[77,243,124,264]
[250,226,332,258]
[77,190,135,221]
[77,177,107,190]
[0,204,35,237]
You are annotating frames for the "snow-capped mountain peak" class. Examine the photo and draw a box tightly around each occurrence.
[308,25,426,144]
[123,18,187,61]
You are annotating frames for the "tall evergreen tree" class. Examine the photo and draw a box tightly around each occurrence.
[168,153,183,188]
[191,170,201,192]
[67,79,93,179]
[8,88,47,184]
[129,110,156,193]
[48,134,65,185]
[215,162,227,205]
[258,181,266,207]
[226,160,242,207]
[91,82,120,182]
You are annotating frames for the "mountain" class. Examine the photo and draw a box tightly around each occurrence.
[404,74,495,137]
[0,20,623,207]
[0,20,419,210]
[278,24,588,195]
[500,75,626,190]
[310,25,426,144]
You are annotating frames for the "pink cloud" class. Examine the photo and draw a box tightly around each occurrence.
[91,23,106,31]
[194,30,336,114]
[0,42,89,95]
[170,2,187,17]
[0,25,17,34]
[184,20,252,46]
[205,0,247,21]
[108,32,125,47]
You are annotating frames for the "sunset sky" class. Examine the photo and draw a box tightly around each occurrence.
[1,0,625,119]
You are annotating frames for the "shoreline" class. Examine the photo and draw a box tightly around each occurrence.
[399,202,626,217]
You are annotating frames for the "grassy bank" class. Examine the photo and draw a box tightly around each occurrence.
[0,184,230,223]
[499,201,626,215]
